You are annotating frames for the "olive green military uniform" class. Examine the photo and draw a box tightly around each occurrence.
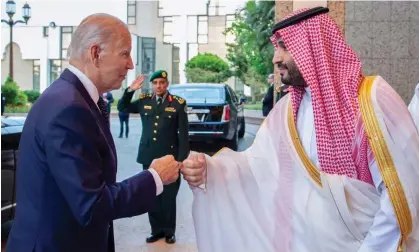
[117,70,189,238]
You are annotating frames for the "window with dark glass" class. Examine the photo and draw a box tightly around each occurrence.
[208,0,226,16]
[49,60,62,86]
[61,26,73,60]
[33,60,40,91]
[43,26,49,37]
[163,16,173,44]
[141,37,156,75]
[197,16,208,44]
[127,1,136,25]
[172,43,180,84]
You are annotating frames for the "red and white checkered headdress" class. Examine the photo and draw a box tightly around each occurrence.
[270,8,372,183]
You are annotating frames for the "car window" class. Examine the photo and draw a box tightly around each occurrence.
[225,87,233,104]
[170,87,225,103]
[229,87,238,103]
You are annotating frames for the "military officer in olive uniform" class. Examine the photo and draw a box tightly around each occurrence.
[118,70,189,244]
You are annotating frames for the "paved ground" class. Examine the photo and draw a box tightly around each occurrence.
[110,118,259,252]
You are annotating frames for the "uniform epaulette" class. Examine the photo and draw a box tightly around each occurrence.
[172,95,185,105]
[139,93,153,99]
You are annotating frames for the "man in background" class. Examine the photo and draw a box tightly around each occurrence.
[118,70,189,244]
[262,74,288,116]
[103,91,114,114]
[117,98,130,138]
[1,92,5,115]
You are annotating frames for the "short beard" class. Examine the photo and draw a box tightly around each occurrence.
[279,64,306,87]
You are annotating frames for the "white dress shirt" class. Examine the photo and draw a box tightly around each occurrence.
[156,92,168,103]
[67,65,163,196]
[296,87,400,252]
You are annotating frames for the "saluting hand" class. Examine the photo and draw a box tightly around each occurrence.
[129,74,145,91]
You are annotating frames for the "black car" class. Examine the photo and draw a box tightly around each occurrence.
[1,116,25,241]
[169,83,245,150]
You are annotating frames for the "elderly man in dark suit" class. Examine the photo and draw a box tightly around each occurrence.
[5,13,180,252]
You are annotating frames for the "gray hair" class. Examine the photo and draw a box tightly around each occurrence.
[268,74,274,79]
[68,13,128,60]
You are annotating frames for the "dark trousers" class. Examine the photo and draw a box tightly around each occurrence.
[118,112,129,137]
[143,164,181,236]
[108,222,115,252]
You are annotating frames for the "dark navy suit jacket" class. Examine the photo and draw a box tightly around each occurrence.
[6,69,157,252]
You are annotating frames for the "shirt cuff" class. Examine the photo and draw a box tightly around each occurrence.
[147,168,163,195]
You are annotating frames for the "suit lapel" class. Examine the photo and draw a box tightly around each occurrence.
[60,69,117,168]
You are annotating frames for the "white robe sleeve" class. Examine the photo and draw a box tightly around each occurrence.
[408,83,419,130]
[357,160,401,252]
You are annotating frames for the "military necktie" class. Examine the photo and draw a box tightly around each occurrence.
[157,97,163,106]
[97,97,110,124]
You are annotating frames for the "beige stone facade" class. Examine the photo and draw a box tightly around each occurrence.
[1,43,34,91]
[198,15,236,89]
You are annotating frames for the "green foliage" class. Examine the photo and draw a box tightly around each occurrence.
[15,91,28,106]
[23,90,41,103]
[225,1,275,86]
[2,76,20,105]
[185,53,232,83]
[5,104,31,113]
[244,101,262,110]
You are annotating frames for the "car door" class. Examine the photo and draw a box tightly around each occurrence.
[1,131,20,224]
[230,88,244,118]
[225,86,239,135]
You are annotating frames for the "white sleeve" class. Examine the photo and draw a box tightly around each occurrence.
[357,160,401,252]
[408,91,419,130]
[147,168,164,195]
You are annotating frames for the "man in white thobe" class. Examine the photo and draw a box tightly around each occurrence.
[181,7,419,252]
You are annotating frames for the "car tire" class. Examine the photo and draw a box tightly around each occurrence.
[227,129,239,151]
[238,117,245,139]
[1,220,13,242]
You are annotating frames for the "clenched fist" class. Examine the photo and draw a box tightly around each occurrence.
[150,155,181,185]
[181,151,206,187]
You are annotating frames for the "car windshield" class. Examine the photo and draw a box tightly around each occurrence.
[169,87,225,103]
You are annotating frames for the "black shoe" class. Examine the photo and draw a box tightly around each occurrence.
[118,135,122,138]
[165,235,176,244]
[146,233,164,243]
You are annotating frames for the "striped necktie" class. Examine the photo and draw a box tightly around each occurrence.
[97,97,110,123]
